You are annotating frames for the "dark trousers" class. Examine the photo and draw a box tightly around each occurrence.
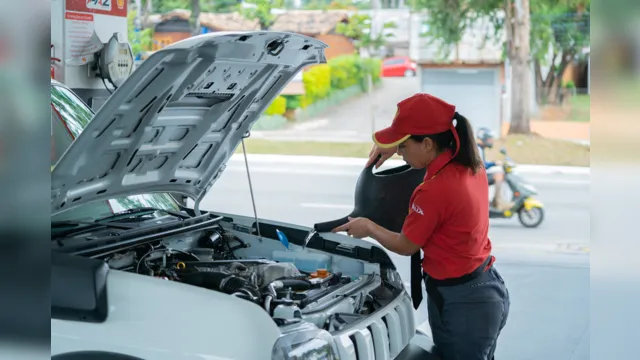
[425,266,510,360]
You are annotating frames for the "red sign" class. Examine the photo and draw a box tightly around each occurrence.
[65,12,93,21]
[65,0,126,17]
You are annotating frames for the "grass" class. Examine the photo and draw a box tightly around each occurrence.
[484,134,590,167]
[238,134,590,167]
[567,94,590,122]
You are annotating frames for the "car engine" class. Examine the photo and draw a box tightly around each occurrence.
[98,225,398,332]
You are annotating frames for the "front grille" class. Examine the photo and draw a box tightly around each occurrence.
[334,294,415,359]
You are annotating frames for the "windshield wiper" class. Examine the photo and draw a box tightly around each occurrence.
[94,207,190,222]
[52,208,190,239]
[51,221,136,240]
[52,220,135,230]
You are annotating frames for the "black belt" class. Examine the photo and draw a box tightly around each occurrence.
[424,256,493,314]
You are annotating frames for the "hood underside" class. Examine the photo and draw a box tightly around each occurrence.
[51,31,327,216]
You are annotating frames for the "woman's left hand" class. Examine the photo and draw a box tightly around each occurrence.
[332,217,373,238]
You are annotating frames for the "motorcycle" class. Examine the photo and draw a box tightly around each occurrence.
[489,148,545,228]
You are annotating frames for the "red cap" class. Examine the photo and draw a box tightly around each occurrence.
[373,93,459,156]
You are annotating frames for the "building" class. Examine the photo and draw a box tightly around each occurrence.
[269,10,355,60]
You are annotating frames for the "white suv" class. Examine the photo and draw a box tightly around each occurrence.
[50,31,437,360]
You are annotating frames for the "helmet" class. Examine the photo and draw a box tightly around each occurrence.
[476,127,496,149]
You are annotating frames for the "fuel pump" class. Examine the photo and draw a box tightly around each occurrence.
[94,32,135,90]
[51,0,134,110]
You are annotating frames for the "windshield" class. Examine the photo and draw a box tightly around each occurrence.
[50,84,181,223]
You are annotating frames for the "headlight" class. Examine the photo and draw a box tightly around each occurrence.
[272,321,340,360]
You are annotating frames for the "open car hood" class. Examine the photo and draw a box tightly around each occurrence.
[51,31,327,216]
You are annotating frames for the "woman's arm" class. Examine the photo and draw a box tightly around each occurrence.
[332,217,421,256]
[367,221,421,256]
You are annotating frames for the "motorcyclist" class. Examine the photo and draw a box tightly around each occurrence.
[476,127,513,211]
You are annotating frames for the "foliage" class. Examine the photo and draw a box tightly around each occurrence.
[303,0,371,10]
[326,54,381,91]
[239,0,284,29]
[362,57,382,84]
[152,0,190,14]
[336,13,397,54]
[150,0,239,14]
[327,56,361,90]
[283,95,303,110]
[302,64,332,104]
[127,10,153,58]
[293,55,381,111]
[413,0,590,103]
[209,0,244,13]
[327,0,359,10]
[264,95,287,116]
[295,55,382,112]
[412,0,503,60]
[414,0,590,59]
[530,1,590,103]
[530,1,590,64]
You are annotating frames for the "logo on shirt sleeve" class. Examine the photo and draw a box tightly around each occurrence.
[411,202,424,215]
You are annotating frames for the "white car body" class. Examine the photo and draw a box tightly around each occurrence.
[50,31,437,360]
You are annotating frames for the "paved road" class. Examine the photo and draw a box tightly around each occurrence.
[194,160,590,360]
[253,77,421,142]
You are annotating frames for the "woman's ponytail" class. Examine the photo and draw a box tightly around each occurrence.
[451,112,484,174]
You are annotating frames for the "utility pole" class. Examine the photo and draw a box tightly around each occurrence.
[407,0,415,60]
[367,0,382,134]
[134,0,142,30]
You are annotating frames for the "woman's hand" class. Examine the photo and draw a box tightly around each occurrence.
[366,144,396,169]
[332,217,373,239]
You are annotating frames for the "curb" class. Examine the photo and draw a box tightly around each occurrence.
[229,154,590,175]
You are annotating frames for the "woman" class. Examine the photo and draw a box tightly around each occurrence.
[332,93,510,360]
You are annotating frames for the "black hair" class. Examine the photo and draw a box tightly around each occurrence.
[408,112,484,174]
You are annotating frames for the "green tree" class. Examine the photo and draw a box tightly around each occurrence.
[303,0,371,10]
[151,0,239,14]
[531,1,590,104]
[239,0,285,30]
[413,0,590,134]
[336,13,396,56]
[152,0,190,14]
[128,10,153,58]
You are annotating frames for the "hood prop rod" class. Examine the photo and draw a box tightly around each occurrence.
[241,133,262,242]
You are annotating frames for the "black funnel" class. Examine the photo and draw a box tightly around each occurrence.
[313,155,427,233]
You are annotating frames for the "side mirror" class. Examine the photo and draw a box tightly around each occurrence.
[500,148,507,155]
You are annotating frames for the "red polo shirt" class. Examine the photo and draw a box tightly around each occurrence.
[401,150,495,280]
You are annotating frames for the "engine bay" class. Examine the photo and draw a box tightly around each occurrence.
[71,218,403,333]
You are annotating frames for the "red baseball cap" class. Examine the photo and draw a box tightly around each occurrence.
[373,93,459,155]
